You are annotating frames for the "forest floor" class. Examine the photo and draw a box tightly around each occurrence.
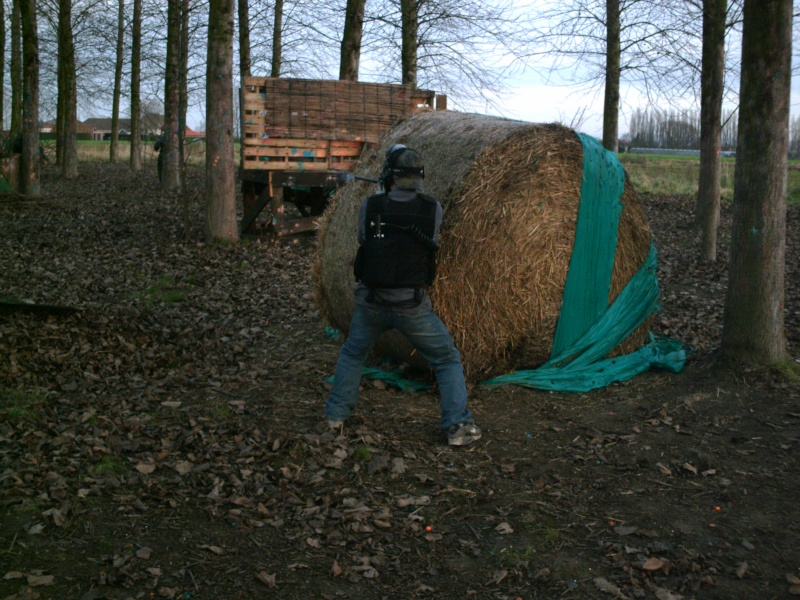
[1,162,799,600]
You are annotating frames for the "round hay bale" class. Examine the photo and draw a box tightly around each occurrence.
[315,110,651,382]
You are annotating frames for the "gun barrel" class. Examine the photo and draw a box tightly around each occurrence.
[334,171,380,185]
[353,175,380,184]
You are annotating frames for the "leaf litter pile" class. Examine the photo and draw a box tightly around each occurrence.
[1,163,799,600]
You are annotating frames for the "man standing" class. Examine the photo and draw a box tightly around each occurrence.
[325,145,481,446]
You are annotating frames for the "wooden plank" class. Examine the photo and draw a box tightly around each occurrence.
[241,160,333,171]
[245,76,412,98]
[242,136,330,149]
[271,185,285,229]
[243,146,328,157]
[328,146,363,157]
[264,130,371,143]
[329,159,358,169]
[250,115,403,127]
[251,147,330,159]
[242,116,268,125]
[241,158,357,172]
[241,76,414,143]
[243,76,266,86]
[275,216,320,236]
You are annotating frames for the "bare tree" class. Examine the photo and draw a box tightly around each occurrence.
[20,0,40,196]
[721,0,791,364]
[270,0,281,77]
[0,0,5,133]
[602,0,620,151]
[242,0,338,79]
[10,0,22,138]
[178,0,192,237]
[110,0,125,162]
[531,0,691,145]
[400,0,417,86]
[695,0,726,262]
[206,0,238,242]
[790,115,800,159]
[340,0,366,80]
[238,0,251,170]
[238,0,251,79]
[130,0,143,171]
[162,0,182,191]
[364,0,527,109]
[178,0,189,190]
[57,0,78,178]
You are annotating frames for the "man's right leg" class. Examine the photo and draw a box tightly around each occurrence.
[325,304,387,424]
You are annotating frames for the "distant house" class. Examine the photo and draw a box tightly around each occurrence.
[83,118,131,141]
[82,114,203,142]
[77,121,95,136]
[38,120,109,138]
[185,127,205,140]
[84,114,164,140]
[141,112,164,136]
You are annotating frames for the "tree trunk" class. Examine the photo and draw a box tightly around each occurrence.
[339,0,365,81]
[56,1,65,166]
[130,0,142,171]
[206,0,238,243]
[10,0,22,138]
[696,0,726,262]
[162,0,182,191]
[179,0,190,236]
[721,0,791,365]
[20,0,39,196]
[602,0,620,153]
[238,0,251,170]
[179,0,189,180]
[110,0,124,163]
[400,0,417,87]
[60,0,78,179]
[238,0,251,78]
[0,0,4,133]
[270,0,281,77]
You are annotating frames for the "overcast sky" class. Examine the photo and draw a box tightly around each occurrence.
[181,0,800,141]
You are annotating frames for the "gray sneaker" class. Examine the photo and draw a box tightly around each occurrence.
[447,422,482,446]
[326,419,344,429]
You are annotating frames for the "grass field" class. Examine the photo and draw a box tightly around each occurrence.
[67,141,800,204]
[71,139,208,167]
[620,152,800,204]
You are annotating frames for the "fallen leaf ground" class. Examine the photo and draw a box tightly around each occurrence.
[1,162,799,600]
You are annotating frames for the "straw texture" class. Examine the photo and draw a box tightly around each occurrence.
[314,111,651,381]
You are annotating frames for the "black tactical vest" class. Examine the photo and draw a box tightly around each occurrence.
[354,192,438,289]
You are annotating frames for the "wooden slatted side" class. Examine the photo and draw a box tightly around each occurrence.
[242,139,364,171]
[242,77,415,144]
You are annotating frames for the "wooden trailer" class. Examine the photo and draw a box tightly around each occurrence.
[239,76,446,236]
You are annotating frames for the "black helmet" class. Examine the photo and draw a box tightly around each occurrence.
[381,145,425,190]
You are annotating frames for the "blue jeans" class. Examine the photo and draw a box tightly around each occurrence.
[326,303,472,430]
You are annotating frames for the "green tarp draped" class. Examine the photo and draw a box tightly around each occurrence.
[483,244,686,392]
[483,133,686,392]
[551,133,625,358]
[327,366,431,393]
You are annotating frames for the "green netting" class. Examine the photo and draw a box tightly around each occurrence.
[483,244,687,392]
[324,328,431,391]
[551,133,625,357]
[483,133,686,392]
[326,367,431,393]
